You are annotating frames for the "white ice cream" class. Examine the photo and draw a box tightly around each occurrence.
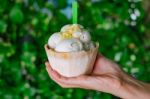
[55,38,83,52]
[48,24,95,52]
[79,30,91,43]
[48,33,62,49]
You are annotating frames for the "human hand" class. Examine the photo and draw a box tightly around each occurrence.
[45,54,150,99]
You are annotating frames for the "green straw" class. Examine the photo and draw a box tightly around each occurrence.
[72,1,78,24]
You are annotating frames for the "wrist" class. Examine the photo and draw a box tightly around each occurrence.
[119,75,150,99]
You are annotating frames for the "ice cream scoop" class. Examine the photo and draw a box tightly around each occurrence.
[83,41,95,50]
[61,24,83,33]
[55,38,83,52]
[61,24,72,32]
[48,33,62,49]
[80,30,91,43]
[72,31,82,38]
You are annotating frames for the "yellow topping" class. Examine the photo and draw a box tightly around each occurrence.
[61,24,83,39]
[62,32,73,39]
[71,25,81,32]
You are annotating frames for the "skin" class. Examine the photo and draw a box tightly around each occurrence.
[45,54,150,99]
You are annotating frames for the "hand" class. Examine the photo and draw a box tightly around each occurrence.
[45,54,150,99]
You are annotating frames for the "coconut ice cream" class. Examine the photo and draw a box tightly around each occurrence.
[45,24,99,77]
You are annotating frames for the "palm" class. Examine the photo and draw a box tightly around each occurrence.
[91,54,122,76]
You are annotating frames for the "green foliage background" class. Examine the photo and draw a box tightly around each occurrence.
[0,0,150,99]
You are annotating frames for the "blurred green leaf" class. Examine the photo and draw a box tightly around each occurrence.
[0,20,7,33]
[0,42,15,58]
[9,6,24,24]
[0,0,8,14]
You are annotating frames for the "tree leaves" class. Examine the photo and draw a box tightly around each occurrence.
[0,20,7,33]
[9,6,24,24]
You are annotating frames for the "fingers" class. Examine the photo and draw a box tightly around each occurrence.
[45,62,71,88]
[45,62,91,89]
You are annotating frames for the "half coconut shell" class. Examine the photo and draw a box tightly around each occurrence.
[44,43,99,77]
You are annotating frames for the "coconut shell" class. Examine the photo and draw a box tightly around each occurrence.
[44,43,99,77]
